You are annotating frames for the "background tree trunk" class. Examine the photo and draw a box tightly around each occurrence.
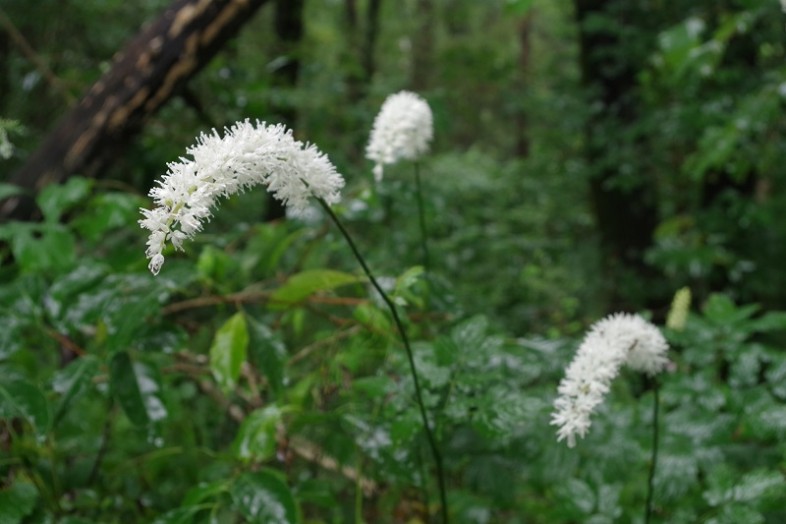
[410,0,434,90]
[1,0,271,220]
[515,10,534,157]
[265,0,305,221]
[575,0,661,309]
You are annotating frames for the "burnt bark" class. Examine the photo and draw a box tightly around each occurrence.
[2,0,271,219]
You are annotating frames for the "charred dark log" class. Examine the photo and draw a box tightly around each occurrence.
[2,0,270,220]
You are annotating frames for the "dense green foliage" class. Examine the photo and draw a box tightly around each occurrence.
[2,0,786,522]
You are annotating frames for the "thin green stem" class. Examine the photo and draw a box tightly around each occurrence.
[317,198,449,524]
[414,162,430,272]
[645,381,660,524]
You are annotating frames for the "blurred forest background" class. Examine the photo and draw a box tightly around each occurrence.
[2,0,786,522]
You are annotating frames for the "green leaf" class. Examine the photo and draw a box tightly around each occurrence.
[11,223,76,274]
[504,0,535,16]
[182,480,230,505]
[233,406,282,462]
[197,245,240,285]
[0,479,38,524]
[269,269,362,310]
[393,265,425,307]
[210,312,249,392]
[52,355,100,426]
[247,318,287,394]
[151,507,204,524]
[0,378,51,437]
[71,192,146,242]
[353,303,391,333]
[37,177,92,223]
[231,469,300,524]
[0,183,25,201]
[110,352,168,426]
[749,311,786,333]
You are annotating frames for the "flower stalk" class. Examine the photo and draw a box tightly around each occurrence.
[414,162,431,272]
[645,380,660,524]
[316,197,449,524]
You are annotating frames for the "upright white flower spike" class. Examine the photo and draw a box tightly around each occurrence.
[366,91,433,181]
[139,119,344,275]
[551,313,670,447]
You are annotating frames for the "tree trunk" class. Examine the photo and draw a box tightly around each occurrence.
[2,0,271,220]
[344,0,382,102]
[265,0,305,221]
[575,0,661,308]
[362,0,382,85]
[410,0,434,90]
[515,10,534,157]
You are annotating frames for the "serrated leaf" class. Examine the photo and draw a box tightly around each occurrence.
[37,177,92,223]
[353,303,391,333]
[451,315,489,350]
[0,479,38,524]
[110,352,167,426]
[247,318,287,394]
[11,223,76,274]
[563,478,595,514]
[393,265,425,307]
[0,378,51,436]
[151,507,204,524]
[210,312,249,392]
[0,183,25,201]
[182,480,230,505]
[233,406,282,462]
[71,192,146,242]
[749,311,786,333]
[52,355,99,426]
[504,0,535,16]
[231,469,300,524]
[269,269,361,310]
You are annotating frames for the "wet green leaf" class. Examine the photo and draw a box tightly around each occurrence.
[247,318,287,394]
[231,469,300,524]
[233,406,282,462]
[11,223,76,274]
[37,177,92,223]
[110,352,168,426]
[210,312,248,392]
[52,355,100,426]
[0,378,51,436]
[269,269,361,309]
[72,192,145,242]
[0,478,38,524]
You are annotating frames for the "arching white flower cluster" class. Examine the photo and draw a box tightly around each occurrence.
[551,313,670,447]
[366,91,433,181]
[139,120,344,275]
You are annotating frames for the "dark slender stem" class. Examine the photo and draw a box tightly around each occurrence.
[317,198,449,524]
[645,381,660,524]
[88,398,114,485]
[414,162,430,272]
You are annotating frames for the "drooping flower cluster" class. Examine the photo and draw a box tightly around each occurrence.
[366,91,433,181]
[140,119,344,275]
[551,313,670,447]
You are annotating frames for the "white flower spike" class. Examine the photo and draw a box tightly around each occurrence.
[551,313,670,447]
[366,91,433,181]
[140,119,344,275]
